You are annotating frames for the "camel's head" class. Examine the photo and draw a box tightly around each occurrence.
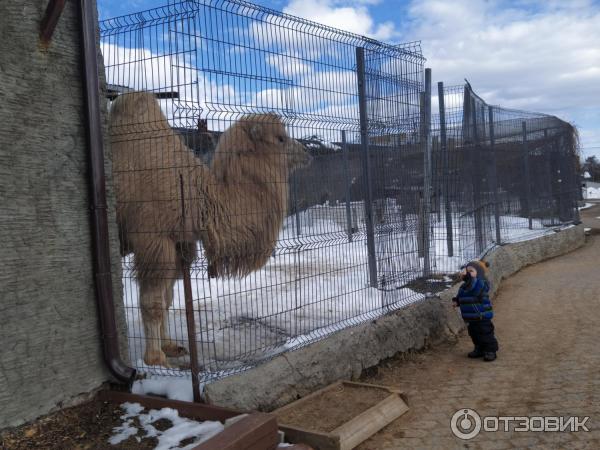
[242,114,312,171]
[211,114,312,185]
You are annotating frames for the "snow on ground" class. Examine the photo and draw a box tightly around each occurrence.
[109,402,224,449]
[579,202,594,210]
[132,377,194,402]
[121,200,566,388]
[584,187,600,199]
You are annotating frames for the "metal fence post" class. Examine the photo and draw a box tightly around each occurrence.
[488,106,502,244]
[292,174,301,236]
[471,97,485,254]
[522,121,533,229]
[438,81,454,257]
[342,130,354,242]
[356,47,378,288]
[422,69,433,277]
[179,175,202,403]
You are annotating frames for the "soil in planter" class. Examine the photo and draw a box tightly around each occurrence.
[0,397,157,450]
[276,384,391,433]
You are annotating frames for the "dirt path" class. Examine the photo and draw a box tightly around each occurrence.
[358,204,600,449]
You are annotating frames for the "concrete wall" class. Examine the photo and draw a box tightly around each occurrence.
[0,1,125,429]
[205,225,585,411]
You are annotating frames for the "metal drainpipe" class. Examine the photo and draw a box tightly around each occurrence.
[79,0,136,385]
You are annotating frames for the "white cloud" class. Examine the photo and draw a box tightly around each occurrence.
[399,0,600,155]
[266,53,313,77]
[283,0,397,40]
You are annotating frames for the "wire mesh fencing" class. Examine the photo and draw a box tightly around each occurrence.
[100,0,580,387]
[428,83,580,274]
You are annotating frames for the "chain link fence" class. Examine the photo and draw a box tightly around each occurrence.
[100,0,580,388]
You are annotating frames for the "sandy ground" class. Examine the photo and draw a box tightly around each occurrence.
[357,202,600,449]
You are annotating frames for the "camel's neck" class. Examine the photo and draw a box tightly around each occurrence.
[198,165,291,277]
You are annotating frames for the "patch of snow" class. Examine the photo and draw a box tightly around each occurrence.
[585,187,600,199]
[132,377,195,403]
[109,402,146,445]
[579,202,594,210]
[109,402,225,449]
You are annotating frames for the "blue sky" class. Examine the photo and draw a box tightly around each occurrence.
[98,0,600,158]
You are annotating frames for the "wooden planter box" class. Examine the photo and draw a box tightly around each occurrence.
[274,381,409,450]
[100,390,279,450]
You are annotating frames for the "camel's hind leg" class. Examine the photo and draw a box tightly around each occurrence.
[136,237,179,367]
[160,278,189,358]
[139,277,171,367]
[160,241,195,358]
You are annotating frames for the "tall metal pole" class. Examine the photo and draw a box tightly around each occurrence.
[522,122,533,230]
[438,81,453,257]
[422,69,432,276]
[342,131,354,242]
[179,176,202,403]
[471,97,485,254]
[292,174,301,236]
[356,47,378,288]
[488,107,502,244]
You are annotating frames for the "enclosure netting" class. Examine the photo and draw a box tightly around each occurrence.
[100,0,579,383]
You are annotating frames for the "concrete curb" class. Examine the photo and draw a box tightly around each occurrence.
[205,225,585,411]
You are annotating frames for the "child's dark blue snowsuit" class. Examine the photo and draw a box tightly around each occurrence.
[457,276,499,354]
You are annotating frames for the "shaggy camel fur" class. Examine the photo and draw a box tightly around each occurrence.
[110,92,311,366]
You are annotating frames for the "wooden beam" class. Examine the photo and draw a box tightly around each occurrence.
[40,0,66,47]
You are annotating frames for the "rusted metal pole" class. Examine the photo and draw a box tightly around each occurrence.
[80,0,136,385]
[40,0,66,47]
[179,175,202,403]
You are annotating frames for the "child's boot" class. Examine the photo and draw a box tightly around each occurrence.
[483,352,497,362]
[468,347,484,358]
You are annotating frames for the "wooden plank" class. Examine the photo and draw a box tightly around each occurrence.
[194,413,279,450]
[40,0,66,46]
[275,382,409,450]
[333,394,409,450]
[279,425,339,450]
[339,381,407,403]
[100,391,242,422]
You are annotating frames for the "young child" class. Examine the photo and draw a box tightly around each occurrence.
[452,260,499,361]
